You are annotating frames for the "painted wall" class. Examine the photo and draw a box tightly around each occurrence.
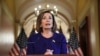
[90,0,100,56]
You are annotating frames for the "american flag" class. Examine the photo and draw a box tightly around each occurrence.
[68,27,83,56]
[9,27,27,56]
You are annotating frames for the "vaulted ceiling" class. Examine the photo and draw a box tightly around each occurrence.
[3,0,90,25]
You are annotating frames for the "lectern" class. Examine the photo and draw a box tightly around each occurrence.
[27,54,76,56]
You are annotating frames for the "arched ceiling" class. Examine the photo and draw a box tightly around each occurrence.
[15,0,75,24]
[4,0,90,26]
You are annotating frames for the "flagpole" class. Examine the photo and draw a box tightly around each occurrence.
[20,48,22,56]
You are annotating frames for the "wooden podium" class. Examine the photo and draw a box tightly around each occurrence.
[27,54,76,56]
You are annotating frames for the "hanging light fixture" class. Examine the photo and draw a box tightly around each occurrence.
[34,4,58,16]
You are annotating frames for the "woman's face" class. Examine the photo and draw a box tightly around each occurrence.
[41,13,53,29]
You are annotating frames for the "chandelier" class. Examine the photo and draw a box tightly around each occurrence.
[34,4,58,16]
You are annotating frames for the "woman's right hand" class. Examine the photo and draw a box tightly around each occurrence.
[44,49,54,55]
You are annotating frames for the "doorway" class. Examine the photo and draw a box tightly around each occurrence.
[79,16,91,56]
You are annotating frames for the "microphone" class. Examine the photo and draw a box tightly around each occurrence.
[27,42,35,44]
[27,36,40,44]
[52,39,67,44]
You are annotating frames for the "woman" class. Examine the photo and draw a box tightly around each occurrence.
[27,10,67,55]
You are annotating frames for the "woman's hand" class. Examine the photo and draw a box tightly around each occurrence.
[44,49,54,55]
